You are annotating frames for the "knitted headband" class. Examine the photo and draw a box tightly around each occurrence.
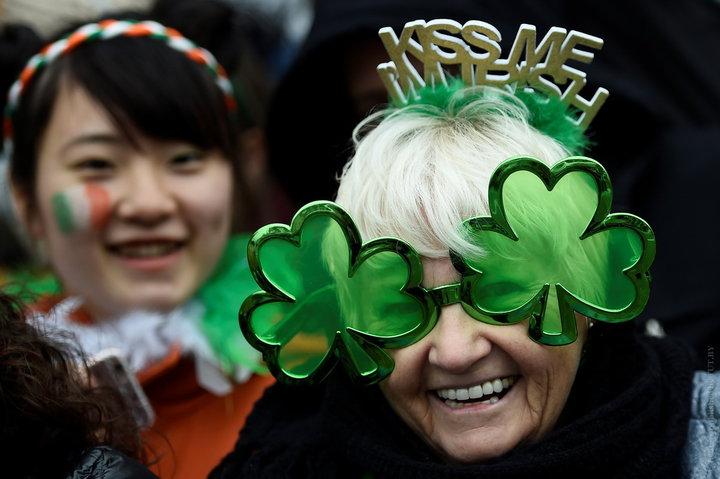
[2,19,237,157]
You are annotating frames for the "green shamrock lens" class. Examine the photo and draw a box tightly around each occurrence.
[455,157,655,345]
[240,201,435,385]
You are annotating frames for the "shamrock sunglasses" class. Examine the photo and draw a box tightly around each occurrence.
[239,157,655,385]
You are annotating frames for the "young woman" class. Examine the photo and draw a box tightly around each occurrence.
[5,19,273,478]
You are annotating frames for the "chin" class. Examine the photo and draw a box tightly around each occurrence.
[440,444,510,464]
[117,287,192,314]
[434,430,524,464]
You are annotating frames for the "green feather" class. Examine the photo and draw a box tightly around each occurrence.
[390,78,589,155]
[514,89,589,155]
[196,234,268,374]
[2,267,63,302]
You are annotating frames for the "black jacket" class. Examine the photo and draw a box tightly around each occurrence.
[65,447,156,479]
[211,329,696,478]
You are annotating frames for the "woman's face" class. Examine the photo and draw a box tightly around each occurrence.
[19,82,233,318]
[380,257,588,462]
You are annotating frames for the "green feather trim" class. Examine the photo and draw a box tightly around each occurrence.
[514,89,589,155]
[391,78,589,155]
[2,267,62,302]
[196,234,267,374]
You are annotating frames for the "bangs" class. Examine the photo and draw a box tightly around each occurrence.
[64,37,236,158]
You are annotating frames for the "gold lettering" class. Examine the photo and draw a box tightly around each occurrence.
[525,26,568,95]
[461,20,502,85]
[492,24,535,84]
[377,62,408,104]
[375,20,608,127]
[378,22,425,100]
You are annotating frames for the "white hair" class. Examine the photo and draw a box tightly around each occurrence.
[335,86,570,258]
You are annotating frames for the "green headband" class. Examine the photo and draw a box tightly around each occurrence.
[240,156,655,385]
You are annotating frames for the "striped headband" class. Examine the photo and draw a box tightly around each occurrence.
[2,19,236,157]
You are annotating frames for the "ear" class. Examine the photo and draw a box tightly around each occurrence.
[10,181,44,240]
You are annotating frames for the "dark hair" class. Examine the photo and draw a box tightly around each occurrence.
[0,24,42,153]
[9,33,243,214]
[151,0,280,130]
[0,292,144,477]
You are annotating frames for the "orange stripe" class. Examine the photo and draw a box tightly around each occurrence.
[99,19,116,28]
[126,23,153,37]
[166,27,182,38]
[4,117,13,138]
[85,183,111,229]
[19,66,35,85]
[186,49,206,64]
[65,31,88,52]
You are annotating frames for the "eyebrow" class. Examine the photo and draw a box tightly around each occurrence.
[60,133,124,155]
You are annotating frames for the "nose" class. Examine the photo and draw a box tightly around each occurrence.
[428,304,492,373]
[116,163,176,225]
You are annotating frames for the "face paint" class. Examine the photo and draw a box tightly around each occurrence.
[51,184,111,234]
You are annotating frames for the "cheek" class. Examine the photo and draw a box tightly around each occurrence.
[520,340,584,428]
[49,184,113,235]
[380,342,430,412]
[176,165,234,230]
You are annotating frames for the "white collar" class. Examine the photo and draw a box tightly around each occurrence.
[31,297,252,396]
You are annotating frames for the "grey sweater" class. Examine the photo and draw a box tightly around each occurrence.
[685,371,720,478]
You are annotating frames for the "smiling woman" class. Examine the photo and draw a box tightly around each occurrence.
[5,19,273,479]
[211,22,719,476]
[25,82,233,318]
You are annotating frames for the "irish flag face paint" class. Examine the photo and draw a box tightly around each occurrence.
[52,184,112,234]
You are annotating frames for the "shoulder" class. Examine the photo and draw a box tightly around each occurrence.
[65,446,157,479]
[691,371,720,419]
[684,371,720,479]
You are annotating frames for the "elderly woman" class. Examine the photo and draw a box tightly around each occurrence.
[212,23,719,477]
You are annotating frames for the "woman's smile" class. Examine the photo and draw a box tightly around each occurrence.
[28,82,234,319]
[107,240,186,272]
[432,375,519,410]
[380,257,587,462]
[105,236,189,273]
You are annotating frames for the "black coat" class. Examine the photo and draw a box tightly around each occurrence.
[65,447,156,479]
[211,327,696,478]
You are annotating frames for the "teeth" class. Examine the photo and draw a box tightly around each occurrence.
[492,379,503,393]
[436,375,517,404]
[468,385,483,399]
[482,382,494,395]
[114,242,179,258]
